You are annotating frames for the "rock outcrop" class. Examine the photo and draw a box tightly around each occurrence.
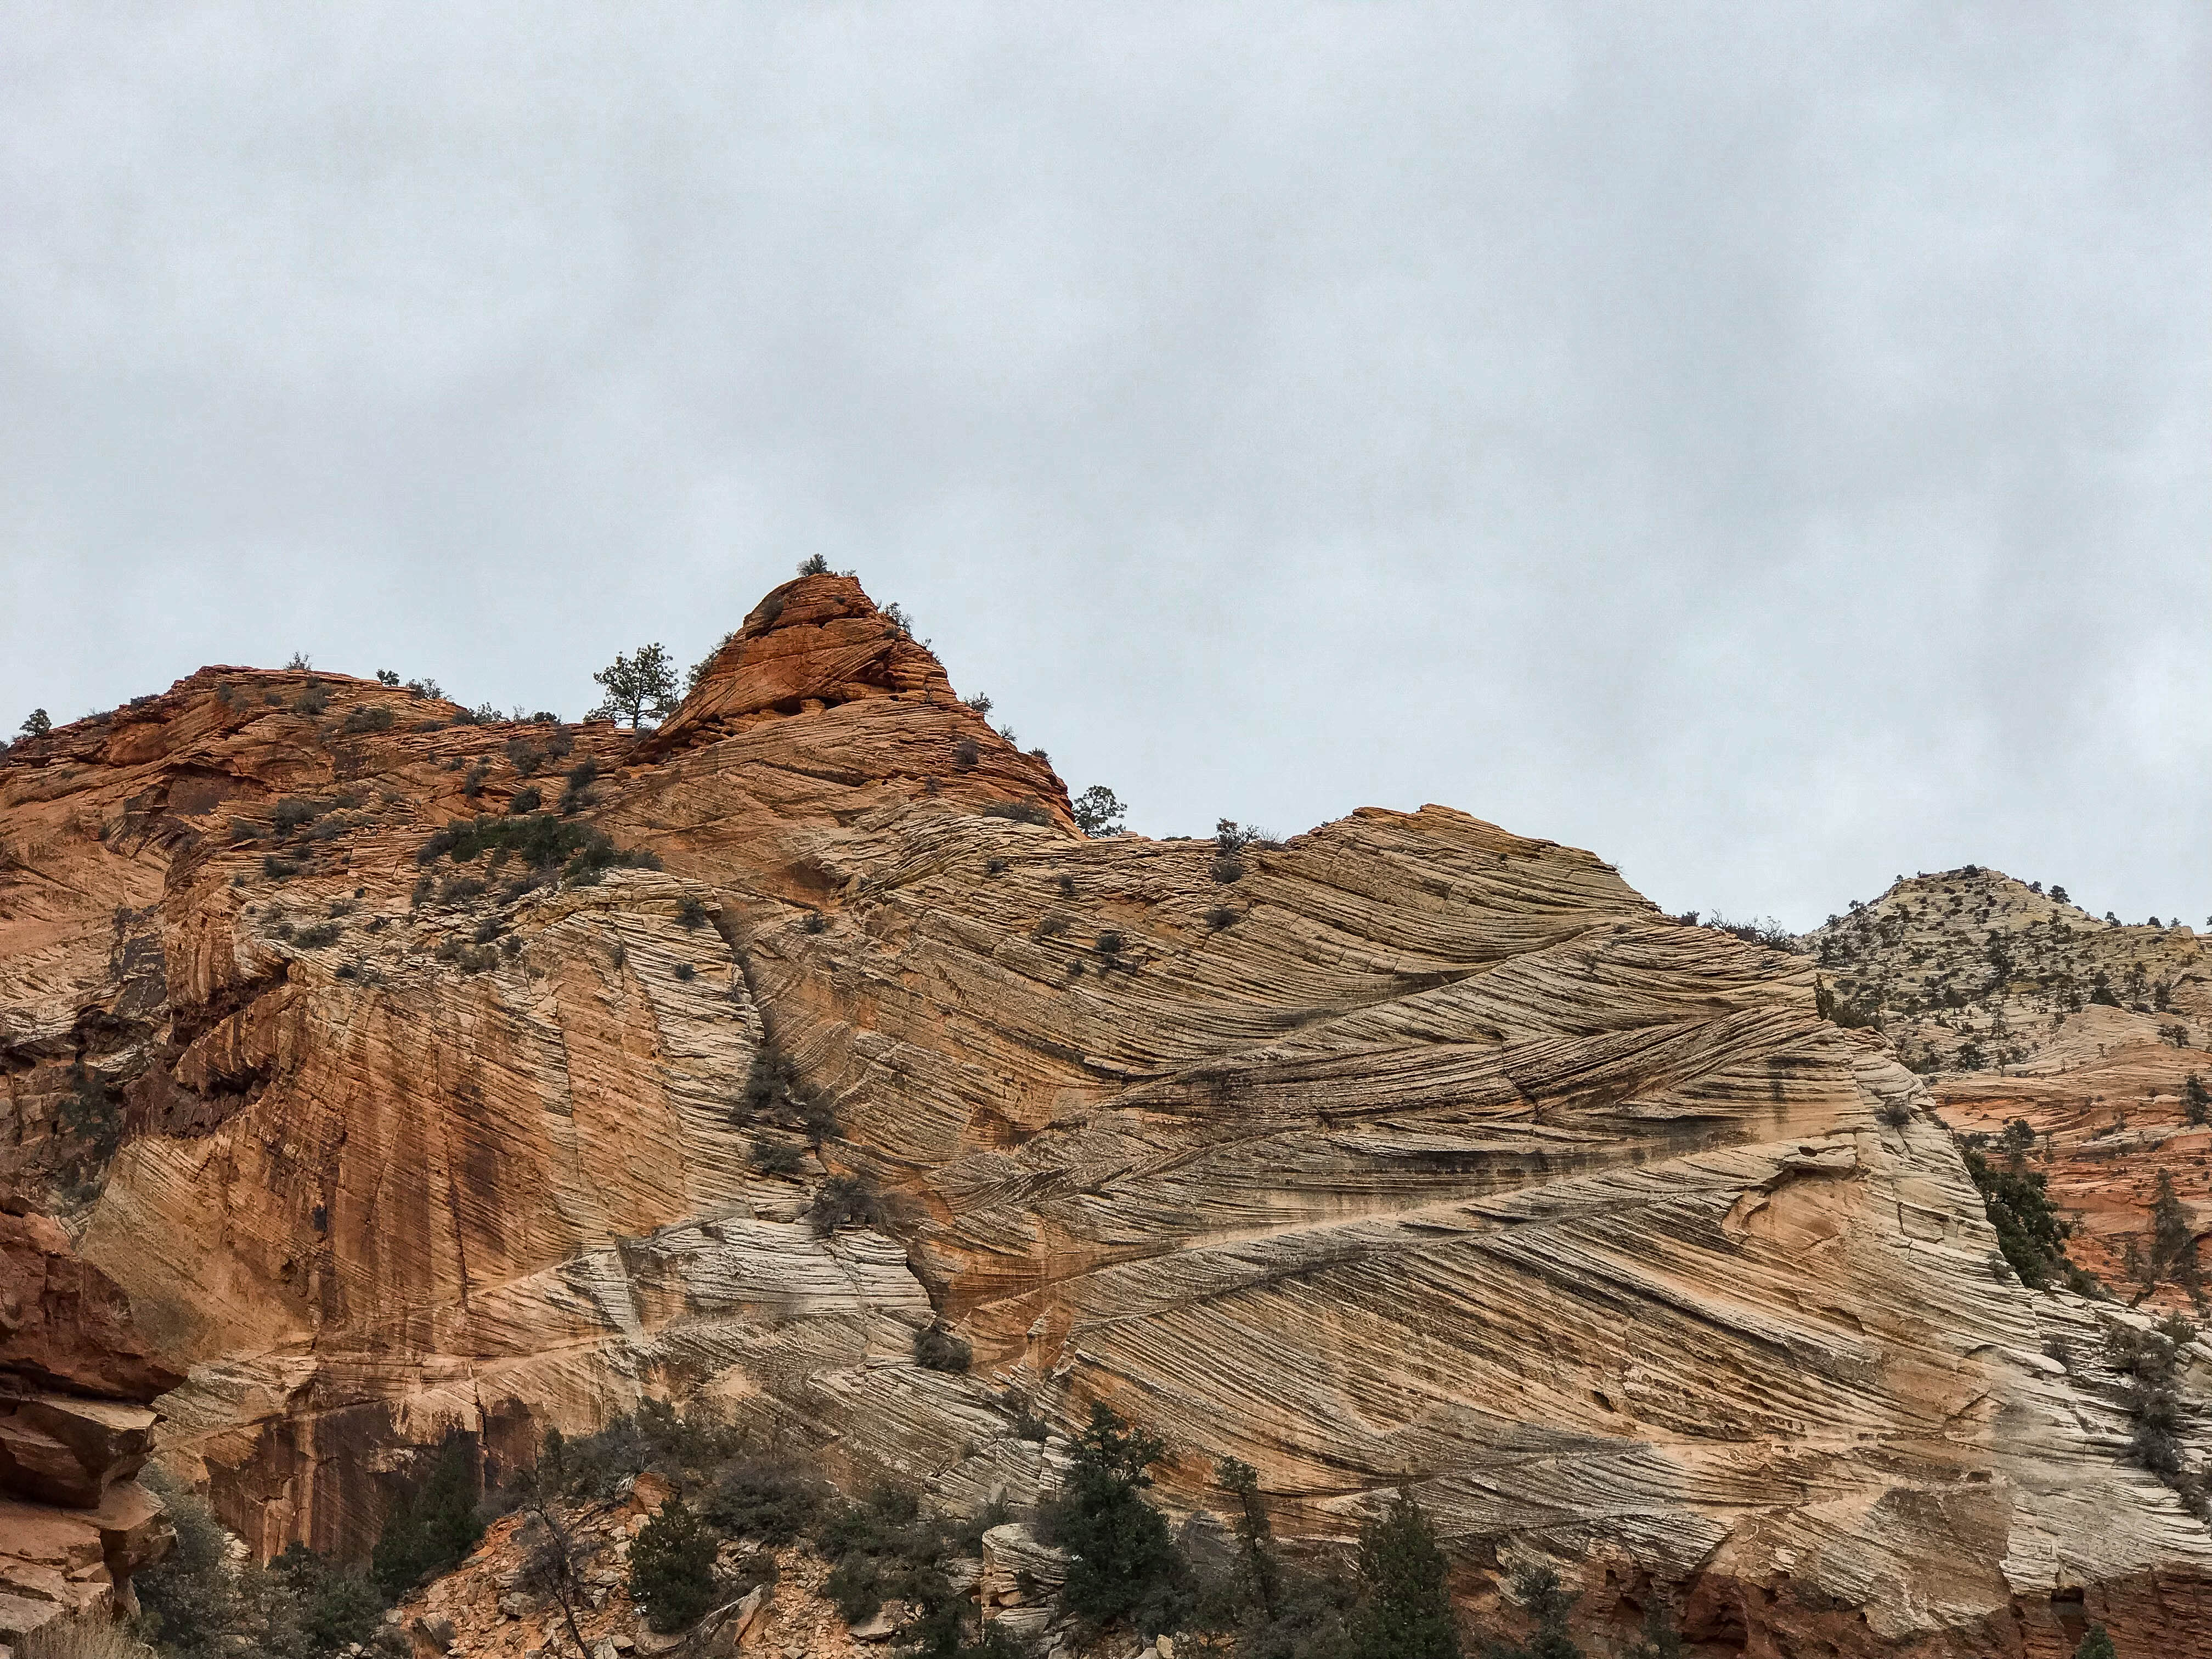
[4,576,2211,1655]
[1804,868,2212,1308]
[0,1211,182,1643]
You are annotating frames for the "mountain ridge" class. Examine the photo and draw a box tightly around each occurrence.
[2,574,2208,1656]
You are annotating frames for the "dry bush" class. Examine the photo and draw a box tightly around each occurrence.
[19,1617,153,1659]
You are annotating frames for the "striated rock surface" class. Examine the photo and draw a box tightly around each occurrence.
[0,1212,182,1641]
[1804,868,2212,1309]
[3,576,2211,1655]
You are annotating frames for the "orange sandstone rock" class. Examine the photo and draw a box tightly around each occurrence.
[2,584,2210,1656]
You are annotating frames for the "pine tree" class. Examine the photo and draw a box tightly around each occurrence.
[1051,1402,1188,1636]
[1072,786,1127,838]
[1347,1493,1459,1659]
[2146,1169,2202,1300]
[2074,1624,2116,1659]
[587,644,681,728]
[1487,1566,1582,1659]
[1217,1457,1280,1620]
[370,1435,485,1597]
[1622,1596,1684,1659]
[18,709,50,739]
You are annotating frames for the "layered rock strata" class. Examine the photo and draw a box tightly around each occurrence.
[0,1211,180,1643]
[2,575,2209,1656]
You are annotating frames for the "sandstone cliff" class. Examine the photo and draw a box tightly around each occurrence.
[3,575,2209,1656]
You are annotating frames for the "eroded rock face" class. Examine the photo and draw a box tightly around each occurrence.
[1804,869,2212,1310]
[3,577,2210,1654]
[0,1214,182,1640]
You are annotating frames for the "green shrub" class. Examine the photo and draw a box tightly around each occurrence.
[677,896,708,929]
[798,554,832,575]
[341,706,394,733]
[1815,980,1881,1030]
[508,786,543,814]
[810,1485,963,1625]
[294,682,329,716]
[294,923,342,948]
[914,1322,972,1374]
[735,1045,838,1142]
[2148,1170,2202,1299]
[2104,1318,2209,1517]
[268,1545,386,1654]
[997,1389,1052,1442]
[629,1497,721,1633]
[805,1175,884,1236]
[1205,906,1237,931]
[132,1471,363,1659]
[416,813,658,886]
[370,1435,485,1598]
[1217,1457,1280,1622]
[702,1456,822,1544]
[674,963,696,981]
[133,1477,235,1656]
[1962,1147,2073,1289]
[752,1138,806,1178]
[263,855,302,879]
[536,1421,648,1502]
[271,797,326,835]
[559,759,599,813]
[953,739,980,770]
[1211,819,1256,884]
[981,799,1052,826]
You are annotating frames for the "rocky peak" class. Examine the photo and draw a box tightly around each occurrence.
[1805,862,2210,1313]
[632,571,1075,828]
[637,573,951,755]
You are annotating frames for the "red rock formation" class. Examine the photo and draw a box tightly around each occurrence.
[3,579,2211,1656]
[0,1214,182,1641]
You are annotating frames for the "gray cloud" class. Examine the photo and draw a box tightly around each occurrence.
[4,2,2205,929]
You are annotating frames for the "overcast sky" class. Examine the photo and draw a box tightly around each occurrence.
[4,4,2205,932]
